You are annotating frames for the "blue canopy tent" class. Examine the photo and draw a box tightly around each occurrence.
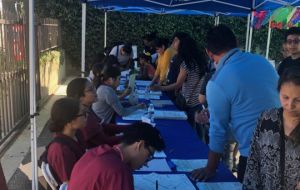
[28,1,300,190]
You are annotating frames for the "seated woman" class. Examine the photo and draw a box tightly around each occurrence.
[136,52,155,80]
[46,98,86,185]
[67,77,125,148]
[92,64,145,124]
[243,67,300,190]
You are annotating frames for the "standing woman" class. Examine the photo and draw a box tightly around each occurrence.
[243,67,300,190]
[46,98,87,185]
[151,34,207,126]
[67,78,125,148]
[92,65,145,124]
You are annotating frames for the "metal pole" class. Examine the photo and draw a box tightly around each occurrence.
[29,0,38,189]
[266,21,272,59]
[81,3,86,77]
[104,11,107,48]
[217,16,220,25]
[245,14,250,52]
[248,11,254,52]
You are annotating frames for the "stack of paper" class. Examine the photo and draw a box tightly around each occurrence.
[138,94,160,100]
[134,173,196,190]
[122,109,146,120]
[154,151,167,158]
[136,80,152,86]
[171,159,208,172]
[197,182,242,190]
[151,100,174,107]
[136,89,162,96]
[154,110,187,120]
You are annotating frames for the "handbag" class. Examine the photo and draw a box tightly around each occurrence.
[175,77,201,110]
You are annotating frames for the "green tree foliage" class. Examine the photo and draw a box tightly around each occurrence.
[35,0,285,69]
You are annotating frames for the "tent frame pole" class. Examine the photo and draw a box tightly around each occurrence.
[81,3,86,77]
[245,14,250,51]
[104,11,107,48]
[29,0,38,188]
[248,11,254,52]
[266,20,272,59]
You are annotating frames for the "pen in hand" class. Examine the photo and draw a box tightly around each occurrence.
[156,180,158,190]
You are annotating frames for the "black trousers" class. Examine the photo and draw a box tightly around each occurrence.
[238,155,248,183]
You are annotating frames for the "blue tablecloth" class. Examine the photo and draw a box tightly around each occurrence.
[117,82,238,189]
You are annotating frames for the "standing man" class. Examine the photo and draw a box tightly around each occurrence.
[191,25,280,182]
[68,122,165,190]
[277,27,300,76]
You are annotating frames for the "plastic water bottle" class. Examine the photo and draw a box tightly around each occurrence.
[147,103,155,123]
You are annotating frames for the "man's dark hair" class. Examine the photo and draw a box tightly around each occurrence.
[154,37,169,49]
[285,27,300,41]
[206,24,237,54]
[122,122,165,151]
[122,43,133,55]
[67,78,89,99]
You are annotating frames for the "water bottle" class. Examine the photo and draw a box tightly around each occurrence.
[147,103,155,123]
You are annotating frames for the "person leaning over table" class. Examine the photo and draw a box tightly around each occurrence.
[190,24,280,183]
[68,122,166,190]
[92,63,145,124]
[150,37,176,85]
[243,67,300,190]
[67,78,126,149]
[150,33,207,127]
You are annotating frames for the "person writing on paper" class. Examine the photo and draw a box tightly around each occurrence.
[150,37,176,85]
[190,25,279,182]
[41,98,87,186]
[67,78,126,148]
[150,33,207,126]
[68,122,166,190]
[92,64,145,124]
[243,67,300,190]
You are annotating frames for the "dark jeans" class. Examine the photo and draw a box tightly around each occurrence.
[185,105,202,127]
[238,155,248,183]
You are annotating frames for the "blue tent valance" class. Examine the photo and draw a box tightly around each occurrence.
[83,0,300,15]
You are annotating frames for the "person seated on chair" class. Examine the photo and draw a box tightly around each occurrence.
[136,52,155,80]
[67,77,126,148]
[68,122,166,190]
[44,98,87,185]
[92,64,145,124]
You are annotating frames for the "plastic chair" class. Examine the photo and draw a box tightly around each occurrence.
[40,162,59,190]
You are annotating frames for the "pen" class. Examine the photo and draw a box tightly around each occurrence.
[156,180,158,190]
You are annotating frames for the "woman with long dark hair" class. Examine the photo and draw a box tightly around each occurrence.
[151,33,207,126]
[92,65,145,124]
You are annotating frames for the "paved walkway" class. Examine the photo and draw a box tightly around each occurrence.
[1,77,74,190]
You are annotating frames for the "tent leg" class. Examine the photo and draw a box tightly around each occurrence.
[29,0,38,189]
[266,21,272,59]
[245,14,250,52]
[248,11,254,52]
[104,11,107,48]
[81,3,86,77]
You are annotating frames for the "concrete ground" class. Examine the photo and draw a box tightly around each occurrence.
[1,77,74,190]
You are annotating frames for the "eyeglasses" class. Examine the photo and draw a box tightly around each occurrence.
[75,112,88,118]
[286,39,300,45]
[145,146,155,162]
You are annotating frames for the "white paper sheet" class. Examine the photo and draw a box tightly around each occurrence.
[136,89,162,95]
[151,100,174,107]
[136,80,152,86]
[154,151,167,158]
[171,159,208,172]
[134,173,196,190]
[138,94,160,100]
[121,69,130,77]
[123,110,188,120]
[137,159,171,172]
[154,110,187,120]
[197,182,242,190]
[122,109,147,120]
